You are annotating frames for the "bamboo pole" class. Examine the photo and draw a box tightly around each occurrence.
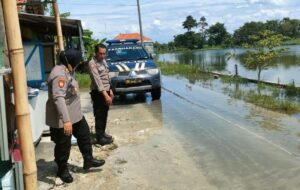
[1,0,37,189]
[53,0,64,51]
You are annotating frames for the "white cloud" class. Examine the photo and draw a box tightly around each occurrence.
[269,0,288,5]
[153,19,161,26]
[260,9,289,17]
[60,0,300,43]
[236,4,250,8]
[247,0,288,5]
[248,0,262,3]
[81,21,86,28]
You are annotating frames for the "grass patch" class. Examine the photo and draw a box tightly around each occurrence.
[246,93,300,114]
[223,86,245,99]
[157,61,216,87]
[220,75,248,84]
[156,47,190,54]
[286,83,300,97]
[222,85,300,114]
[74,73,90,88]
[202,45,223,50]
[155,46,224,54]
[157,61,213,83]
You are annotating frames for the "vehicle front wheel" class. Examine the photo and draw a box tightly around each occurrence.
[151,87,161,100]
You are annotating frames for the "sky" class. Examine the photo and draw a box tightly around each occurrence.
[58,0,300,43]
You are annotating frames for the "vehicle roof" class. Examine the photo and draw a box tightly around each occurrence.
[106,39,141,47]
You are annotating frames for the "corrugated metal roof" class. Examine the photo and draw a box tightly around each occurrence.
[18,13,83,36]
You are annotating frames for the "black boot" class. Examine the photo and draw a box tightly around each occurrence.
[83,157,105,170]
[96,135,113,146]
[103,132,112,139]
[57,165,73,183]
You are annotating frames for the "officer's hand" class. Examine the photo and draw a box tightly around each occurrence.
[63,121,73,136]
[110,89,114,100]
[104,95,113,106]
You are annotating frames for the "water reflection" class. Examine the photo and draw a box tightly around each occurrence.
[158,45,300,86]
[246,105,282,131]
[216,80,291,138]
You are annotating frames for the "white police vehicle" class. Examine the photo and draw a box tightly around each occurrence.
[106,39,161,100]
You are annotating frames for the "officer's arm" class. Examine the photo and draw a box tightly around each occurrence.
[52,75,71,123]
[88,62,105,92]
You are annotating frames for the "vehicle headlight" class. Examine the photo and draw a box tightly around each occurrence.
[147,68,159,75]
[109,71,119,78]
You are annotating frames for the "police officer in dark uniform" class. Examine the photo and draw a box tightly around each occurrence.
[88,44,114,146]
[46,49,105,183]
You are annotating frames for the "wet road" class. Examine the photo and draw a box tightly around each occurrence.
[36,75,300,190]
[156,76,300,189]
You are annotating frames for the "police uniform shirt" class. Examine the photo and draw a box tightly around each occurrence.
[88,57,110,92]
[46,64,83,128]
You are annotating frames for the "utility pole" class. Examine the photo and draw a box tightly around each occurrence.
[136,0,144,45]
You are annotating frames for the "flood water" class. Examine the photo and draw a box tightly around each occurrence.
[159,76,300,189]
[157,45,300,86]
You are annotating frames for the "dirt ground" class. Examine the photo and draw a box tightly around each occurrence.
[36,91,215,190]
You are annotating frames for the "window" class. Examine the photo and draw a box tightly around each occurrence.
[107,45,149,62]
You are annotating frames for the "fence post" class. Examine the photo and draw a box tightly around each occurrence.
[234,64,238,77]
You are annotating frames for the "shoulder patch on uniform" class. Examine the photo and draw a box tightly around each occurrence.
[58,77,65,88]
[90,63,96,68]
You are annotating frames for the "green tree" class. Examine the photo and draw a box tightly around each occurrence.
[174,32,202,49]
[244,30,286,82]
[207,22,229,46]
[46,3,70,18]
[233,21,265,45]
[153,41,174,53]
[223,34,234,47]
[82,29,106,60]
[167,41,176,51]
[265,20,280,33]
[279,17,300,38]
[182,15,197,32]
[198,16,208,42]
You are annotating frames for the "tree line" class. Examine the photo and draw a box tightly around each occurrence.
[154,15,300,51]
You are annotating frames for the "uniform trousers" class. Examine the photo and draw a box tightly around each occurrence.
[90,90,109,138]
[50,116,92,168]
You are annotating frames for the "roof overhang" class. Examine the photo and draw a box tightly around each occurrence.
[18,13,83,37]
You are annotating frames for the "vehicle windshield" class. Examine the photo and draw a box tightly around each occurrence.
[107,46,149,62]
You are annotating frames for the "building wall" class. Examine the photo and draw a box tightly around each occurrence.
[0,2,7,69]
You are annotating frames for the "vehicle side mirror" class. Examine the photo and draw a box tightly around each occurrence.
[149,53,153,59]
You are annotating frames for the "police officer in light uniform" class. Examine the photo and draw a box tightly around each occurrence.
[88,44,114,146]
[46,49,105,183]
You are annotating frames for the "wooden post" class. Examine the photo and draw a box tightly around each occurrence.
[1,0,37,189]
[53,0,64,51]
[234,64,238,77]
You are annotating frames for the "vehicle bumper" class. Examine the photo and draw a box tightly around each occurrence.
[111,73,161,94]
